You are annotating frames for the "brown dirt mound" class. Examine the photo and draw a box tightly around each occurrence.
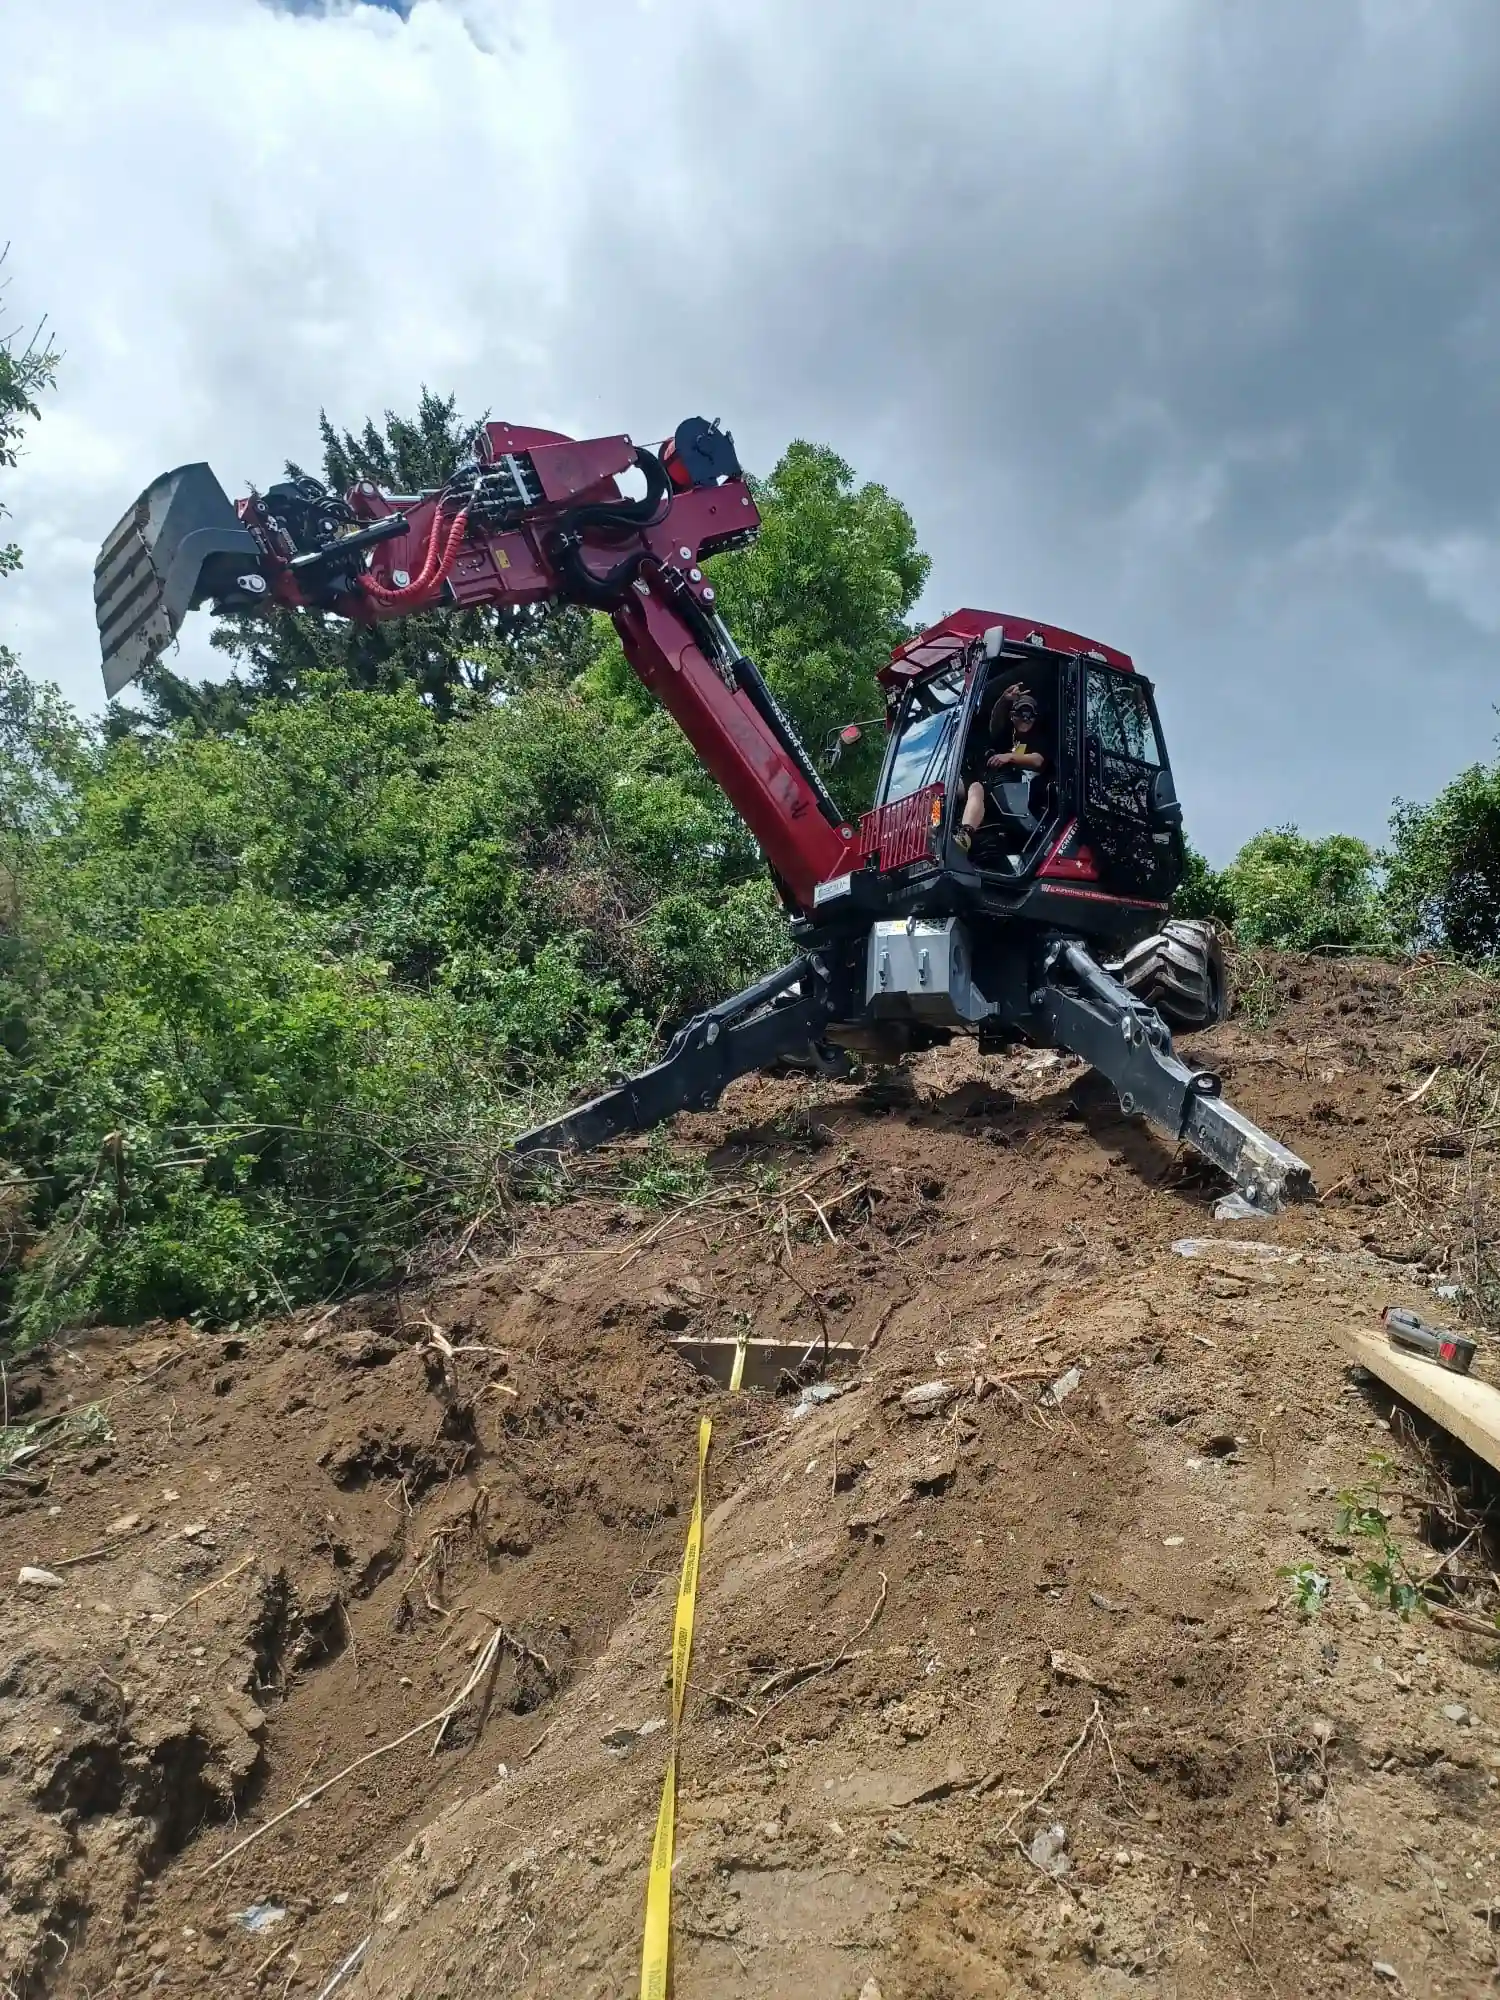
[3,953,1500,1998]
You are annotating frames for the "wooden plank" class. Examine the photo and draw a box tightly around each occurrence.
[1335,1323,1500,1477]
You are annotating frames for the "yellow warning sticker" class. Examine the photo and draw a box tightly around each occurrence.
[640,1413,712,1999]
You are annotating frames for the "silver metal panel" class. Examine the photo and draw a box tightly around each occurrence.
[864,918,995,1026]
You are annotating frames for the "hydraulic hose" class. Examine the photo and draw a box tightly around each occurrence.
[358,504,470,609]
[547,446,674,606]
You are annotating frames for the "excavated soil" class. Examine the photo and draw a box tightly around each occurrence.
[4,954,1500,1999]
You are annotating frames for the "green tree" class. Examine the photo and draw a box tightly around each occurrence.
[1171,840,1236,927]
[0,252,58,641]
[1384,759,1500,961]
[1221,826,1387,951]
[709,440,929,804]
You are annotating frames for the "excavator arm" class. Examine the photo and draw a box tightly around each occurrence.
[94,417,855,915]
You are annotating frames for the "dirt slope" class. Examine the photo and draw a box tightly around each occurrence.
[3,954,1500,1999]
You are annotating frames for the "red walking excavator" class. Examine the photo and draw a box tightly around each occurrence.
[94,415,1311,1207]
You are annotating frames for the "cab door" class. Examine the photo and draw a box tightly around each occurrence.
[1079,665,1181,902]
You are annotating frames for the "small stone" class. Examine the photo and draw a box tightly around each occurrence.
[901,1380,956,1416]
[1441,1703,1470,1727]
[18,1566,65,1589]
[233,1905,287,1934]
[1372,1963,1401,1984]
[161,1489,180,1502]
[1028,1821,1070,1877]
[858,1982,884,2000]
[1162,1535,1185,1548]
[106,1513,141,1537]
[601,1718,667,1753]
[1041,1366,1082,1408]
[181,1522,210,1541]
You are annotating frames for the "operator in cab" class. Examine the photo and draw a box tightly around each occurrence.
[954,683,1046,855]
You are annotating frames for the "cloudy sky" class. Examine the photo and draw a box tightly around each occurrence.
[3,0,1499,858]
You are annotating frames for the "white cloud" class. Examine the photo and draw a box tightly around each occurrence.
[3,0,1500,858]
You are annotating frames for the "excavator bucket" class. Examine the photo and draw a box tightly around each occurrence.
[94,464,263,697]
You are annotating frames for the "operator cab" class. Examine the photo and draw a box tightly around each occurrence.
[873,610,1185,916]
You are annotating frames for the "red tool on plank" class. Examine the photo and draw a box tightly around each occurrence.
[1382,1306,1476,1375]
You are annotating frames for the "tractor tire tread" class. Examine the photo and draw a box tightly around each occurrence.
[1112,920,1227,1032]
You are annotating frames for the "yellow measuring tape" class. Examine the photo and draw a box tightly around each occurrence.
[640,1413,712,2000]
[729,1329,749,1392]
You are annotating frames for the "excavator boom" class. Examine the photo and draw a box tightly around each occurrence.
[95,418,855,914]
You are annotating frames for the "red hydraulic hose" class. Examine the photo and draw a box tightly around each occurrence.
[358,504,470,608]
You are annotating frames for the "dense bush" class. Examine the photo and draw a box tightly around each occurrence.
[1384,761,1500,962]
[1221,827,1389,952]
[1170,842,1237,928]
[1172,827,1388,951]
[0,397,930,1343]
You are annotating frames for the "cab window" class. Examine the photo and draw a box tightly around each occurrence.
[879,666,966,805]
[1085,668,1164,820]
[1085,669,1162,767]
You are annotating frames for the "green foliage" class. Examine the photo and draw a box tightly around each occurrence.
[1277,1560,1330,1618]
[1170,841,1236,927]
[616,1134,712,1209]
[0,665,796,1341]
[711,441,930,809]
[1219,826,1388,952]
[1,402,942,1342]
[1335,1457,1424,1618]
[0,254,58,649]
[1384,759,1500,962]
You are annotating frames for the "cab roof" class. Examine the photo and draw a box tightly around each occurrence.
[881,608,1133,693]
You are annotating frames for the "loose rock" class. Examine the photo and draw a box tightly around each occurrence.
[1028,1822,1071,1878]
[901,1381,956,1417]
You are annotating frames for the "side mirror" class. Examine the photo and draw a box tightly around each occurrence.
[821,722,864,770]
[1150,767,1184,826]
[983,625,1005,660]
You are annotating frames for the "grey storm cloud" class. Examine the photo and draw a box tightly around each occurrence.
[3,0,1499,857]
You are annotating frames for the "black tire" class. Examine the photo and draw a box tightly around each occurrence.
[1111,920,1227,1032]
